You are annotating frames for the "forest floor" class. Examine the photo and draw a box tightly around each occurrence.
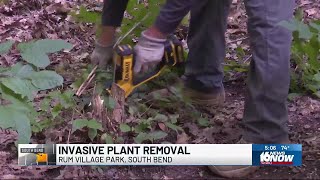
[0,0,319,179]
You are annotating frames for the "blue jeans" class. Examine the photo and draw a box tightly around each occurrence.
[184,0,295,143]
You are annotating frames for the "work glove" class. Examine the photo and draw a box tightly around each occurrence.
[90,40,114,69]
[133,31,167,73]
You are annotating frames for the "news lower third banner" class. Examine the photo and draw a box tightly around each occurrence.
[18,144,302,166]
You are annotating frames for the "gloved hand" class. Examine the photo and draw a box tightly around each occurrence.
[133,30,167,73]
[90,40,114,69]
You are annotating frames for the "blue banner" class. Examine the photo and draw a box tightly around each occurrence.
[252,144,302,166]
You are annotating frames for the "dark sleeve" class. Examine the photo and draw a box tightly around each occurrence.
[102,0,129,27]
[154,0,192,34]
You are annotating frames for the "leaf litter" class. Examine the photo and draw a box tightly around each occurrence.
[0,0,320,179]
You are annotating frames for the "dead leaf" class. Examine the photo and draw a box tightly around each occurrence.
[184,123,200,136]
[236,112,243,120]
[0,129,18,149]
[1,175,17,179]
[158,122,167,131]
[304,124,311,129]
[299,0,312,6]
[147,88,170,99]
[305,8,317,16]
[111,83,125,123]
[176,132,189,144]
[163,175,173,180]
[304,136,317,145]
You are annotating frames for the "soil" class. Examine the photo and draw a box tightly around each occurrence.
[1,0,319,179]
[1,81,319,179]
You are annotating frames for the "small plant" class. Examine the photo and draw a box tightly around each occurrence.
[0,39,72,143]
[279,13,320,97]
[70,0,165,45]
[72,119,103,141]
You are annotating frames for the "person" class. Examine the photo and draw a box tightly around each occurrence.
[90,0,295,178]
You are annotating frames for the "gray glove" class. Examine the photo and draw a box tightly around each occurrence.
[90,40,114,69]
[133,31,167,73]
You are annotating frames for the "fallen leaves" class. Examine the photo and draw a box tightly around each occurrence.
[0,0,320,179]
[176,132,189,144]
[0,129,18,149]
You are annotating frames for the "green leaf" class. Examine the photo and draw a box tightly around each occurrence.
[120,123,131,132]
[4,62,22,76]
[15,64,35,78]
[134,122,149,133]
[306,83,319,93]
[116,137,124,143]
[35,39,72,53]
[18,42,51,68]
[278,19,312,40]
[169,114,179,123]
[0,84,34,113]
[28,71,63,90]
[287,93,302,101]
[165,122,183,132]
[101,133,114,144]
[72,119,88,132]
[6,63,35,78]
[149,131,168,141]
[310,22,320,32]
[234,67,248,73]
[88,128,97,141]
[0,40,14,55]
[153,114,168,122]
[278,19,298,31]
[87,119,103,130]
[303,36,320,69]
[18,39,72,68]
[1,77,36,100]
[15,111,32,144]
[314,73,320,82]
[0,106,31,144]
[134,132,149,144]
[128,106,138,116]
[295,8,304,21]
[60,90,75,108]
[236,46,245,58]
[51,104,62,119]
[0,107,16,129]
[106,96,116,110]
[198,118,210,127]
[32,119,52,133]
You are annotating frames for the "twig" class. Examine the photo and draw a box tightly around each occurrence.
[227,106,241,118]
[67,111,75,144]
[76,65,97,96]
[227,36,248,44]
[243,54,252,64]
[114,12,151,46]
[139,102,154,118]
[303,150,320,154]
[106,115,117,133]
[77,73,96,96]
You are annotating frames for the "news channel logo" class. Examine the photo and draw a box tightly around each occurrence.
[252,144,302,166]
[18,144,56,166]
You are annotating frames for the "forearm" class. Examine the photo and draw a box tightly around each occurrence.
[98,0,129,45]
[101,0,129,27]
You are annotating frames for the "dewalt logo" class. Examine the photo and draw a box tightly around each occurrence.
[124,61,131,81]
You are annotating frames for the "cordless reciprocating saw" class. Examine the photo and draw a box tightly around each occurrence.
[106,35,185,98]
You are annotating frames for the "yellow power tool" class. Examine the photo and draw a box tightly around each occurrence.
[107,35,185,98]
